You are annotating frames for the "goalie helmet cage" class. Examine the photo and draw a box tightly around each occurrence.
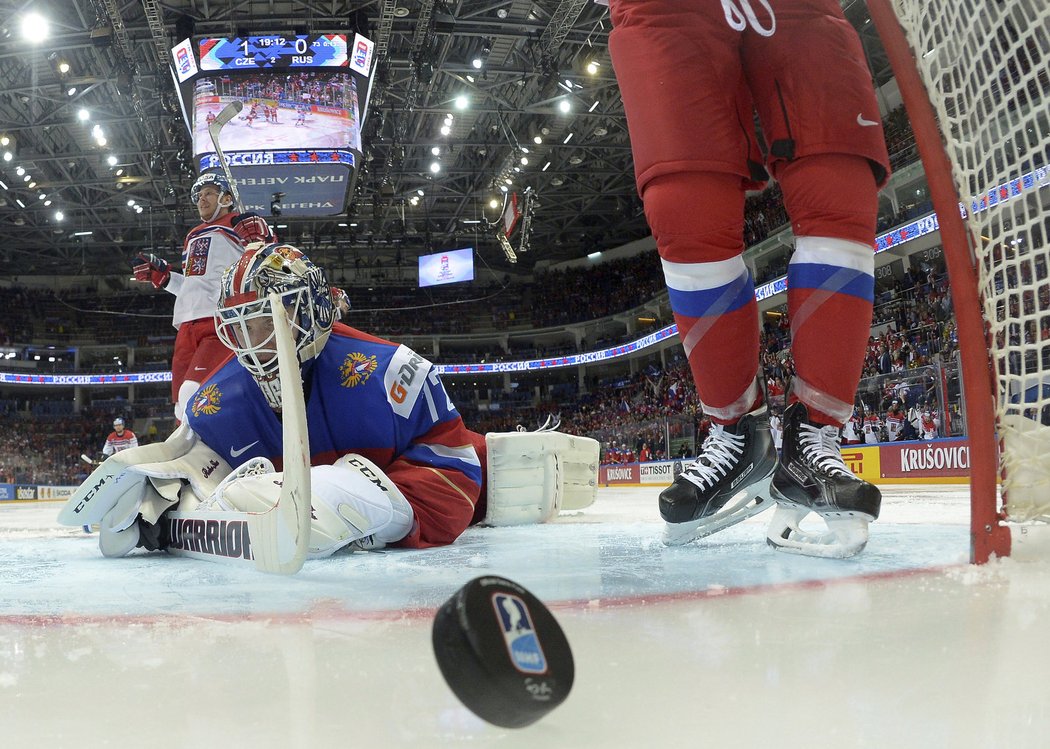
[868,0,1050,563]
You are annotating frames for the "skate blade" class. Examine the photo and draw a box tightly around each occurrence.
[765,504,872,559]
[662,479,774,546]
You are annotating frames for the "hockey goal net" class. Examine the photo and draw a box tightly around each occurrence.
[870,0,1050,561]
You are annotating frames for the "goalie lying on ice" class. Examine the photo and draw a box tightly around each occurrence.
[58,243,599,559]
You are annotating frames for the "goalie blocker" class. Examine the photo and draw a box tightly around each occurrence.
[57,428,599,562]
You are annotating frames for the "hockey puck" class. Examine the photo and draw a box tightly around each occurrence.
[432,575,574,728]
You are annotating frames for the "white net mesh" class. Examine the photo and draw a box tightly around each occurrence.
[890,0,1050,521]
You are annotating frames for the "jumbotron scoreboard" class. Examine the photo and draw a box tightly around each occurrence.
[198,34,353,70]
[170,32,375,217]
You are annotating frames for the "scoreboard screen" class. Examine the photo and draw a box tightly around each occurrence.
[172,33,375,217]
[199,35,348,70]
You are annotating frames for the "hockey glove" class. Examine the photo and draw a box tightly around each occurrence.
[331,286,351,320]
[132,253,171,289]
[231,212,275,247]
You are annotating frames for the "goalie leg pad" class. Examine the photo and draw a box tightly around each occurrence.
[213,453,414,558]
[484,431,600,526]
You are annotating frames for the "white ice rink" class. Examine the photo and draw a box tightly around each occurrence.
[2,485,1047,748]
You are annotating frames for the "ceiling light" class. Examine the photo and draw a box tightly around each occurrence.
[454,95,469,110]
[115,168,123,176]
[15,199,25,208]
[20,13,49,42]
[38,193,45,200]
[0,181,6,190]
[471,58,482,69]
[563,132,574,144]
[533,135,542,145]
[77,108,90,121]
[58,61,70,74]
[73,231,93,236]
[431,146,440,156]
[127,199,135,207]
[586,61,600,75]
[15,166,24,175]
[2,152,10,162]
[541,162,551,171]
[559,99,571,113]
[67,87,77,96]
[43,199,51,206]
[440,125,451,136]
[430,162,440,173]
[520,157,528,166]
[27,181,35,188]
[496,8,509,19]
[489,199,499,208]
[107,155,118,166]
[589,100,600,113]
[417,189,424,196]
[0,136,7,147]
[54,210,64,221]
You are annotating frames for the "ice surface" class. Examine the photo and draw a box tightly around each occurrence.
[1,485,1047,748]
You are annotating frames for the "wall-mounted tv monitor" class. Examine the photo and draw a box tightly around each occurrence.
[418,248,475,288]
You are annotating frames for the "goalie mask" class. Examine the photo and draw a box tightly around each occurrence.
[215,243,335,409]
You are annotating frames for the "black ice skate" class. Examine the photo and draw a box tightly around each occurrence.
[767,401,882,558]
[660,404,778,545]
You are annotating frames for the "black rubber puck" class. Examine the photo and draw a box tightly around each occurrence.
[432,575,574,728]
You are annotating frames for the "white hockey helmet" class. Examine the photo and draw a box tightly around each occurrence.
[215,243,335,408]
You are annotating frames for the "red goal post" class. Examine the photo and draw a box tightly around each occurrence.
[869,0,1050,562]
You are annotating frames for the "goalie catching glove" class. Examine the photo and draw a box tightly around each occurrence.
[132,253,171,289]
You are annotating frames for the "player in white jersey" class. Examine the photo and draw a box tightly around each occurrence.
[133,173,275,421]
[885,400,906,441]
[102,417,139,456]
[862,407,882,445]
[768,409,783,452]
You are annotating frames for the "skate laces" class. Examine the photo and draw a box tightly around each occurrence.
[798,423,853,478]
[680,424,746,490]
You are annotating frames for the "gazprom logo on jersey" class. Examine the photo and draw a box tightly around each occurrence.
[385,345,431,417]
[491,592,547,674]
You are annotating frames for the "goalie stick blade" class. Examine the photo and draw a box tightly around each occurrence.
[209,100,243,131]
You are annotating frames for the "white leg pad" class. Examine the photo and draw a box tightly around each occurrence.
[213,453,414,558]
[484,431,600,526]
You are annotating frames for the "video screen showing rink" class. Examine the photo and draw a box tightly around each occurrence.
[191,71,361,155]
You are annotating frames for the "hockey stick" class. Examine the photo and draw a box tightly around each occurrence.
[207,100,243,211]
[80,453,98,466]
[165,292,312,574]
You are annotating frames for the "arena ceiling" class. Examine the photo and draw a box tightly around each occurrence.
[0,0,891,279]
